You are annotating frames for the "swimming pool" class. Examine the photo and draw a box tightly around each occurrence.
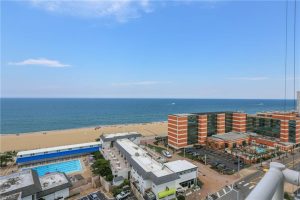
[32,159,82,176]
[256,147,266,154]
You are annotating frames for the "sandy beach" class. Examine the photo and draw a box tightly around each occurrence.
[0,122,167,152]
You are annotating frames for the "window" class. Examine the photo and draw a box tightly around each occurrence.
[187,115,198,145]
[207,113,217,137]
[289,120,296,143]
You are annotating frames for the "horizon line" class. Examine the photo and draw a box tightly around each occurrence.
[0,97,297,100]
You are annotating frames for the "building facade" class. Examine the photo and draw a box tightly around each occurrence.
[168,111,300,149]
[100,133,198,200]
[297,91,300,115]
[16,142,101,166]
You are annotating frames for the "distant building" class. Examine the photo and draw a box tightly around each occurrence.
[100,132,198,200]
[168,111,300,150]
[0,170,72,200]
[16,142,101,166]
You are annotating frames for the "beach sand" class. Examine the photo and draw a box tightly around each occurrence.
[0,122,167,152]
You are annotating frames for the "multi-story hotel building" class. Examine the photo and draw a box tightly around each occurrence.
[168,111,300,150]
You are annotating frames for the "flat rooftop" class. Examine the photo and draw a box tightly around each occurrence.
[210,132,249,141]
[117,139,174,177]
[17,142,101,156]
[39,173,69,191]
[100,132,141,142]
[102,132,140,139]
[164,160,197,173]
[0,170,34,194]
[0,192,22,200]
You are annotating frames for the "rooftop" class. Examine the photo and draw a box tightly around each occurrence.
[210,132,249,141]
[171,111,238,117]
[164,160,197,173]
[116,139,174,177]
[0,192,22,200]
[0,170,41,198]
[100,132,141,142]
[39,173,69,191]
[0,170,34,194]
[17,142,101,156]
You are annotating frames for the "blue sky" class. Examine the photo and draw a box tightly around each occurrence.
[1,0,299,99]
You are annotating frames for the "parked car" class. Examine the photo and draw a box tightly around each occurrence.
[116,191,131,200]
[88,193,99,200]
[217,164,226,170]
[162,150,172,158]
[176,187,186,194]
[192,152,200,156]
[212,161,221,167]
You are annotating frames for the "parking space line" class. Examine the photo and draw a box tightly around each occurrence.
[217,192,220,198]
[243,183,250,186]
[239,181,245,184]
[223,189,227,194]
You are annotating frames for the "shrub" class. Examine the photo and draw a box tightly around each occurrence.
[91,159,112,177]
[105,174,114,181]
[177,195,185,200]
[92,151,104,160]
[112,187,123,197]
[284,192,292,200]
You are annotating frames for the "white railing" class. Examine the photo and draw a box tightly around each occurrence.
[246,162,300,200]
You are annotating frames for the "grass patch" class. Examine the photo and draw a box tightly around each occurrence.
[147,144,167,154]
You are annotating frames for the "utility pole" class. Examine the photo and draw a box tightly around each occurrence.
[238,155,240,173]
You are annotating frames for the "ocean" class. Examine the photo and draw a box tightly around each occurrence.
[0,98,296,134]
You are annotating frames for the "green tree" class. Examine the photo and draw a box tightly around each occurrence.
[92,151,104,160]
[177,195,185,200]
[0,152,14,167]
[105,174,114,181]
[91,159,112,177]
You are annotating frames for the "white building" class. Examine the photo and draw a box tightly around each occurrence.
[100,132,198,200]
[0,170,72,200]
[16,142,101,166]
[100,132,142,179]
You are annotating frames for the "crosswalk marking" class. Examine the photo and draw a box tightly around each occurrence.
[243,183,250,186]
[249,185,255,190]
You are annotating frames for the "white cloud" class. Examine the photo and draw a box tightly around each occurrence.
[8,58,70,67]
[227,77,269,81]
[28,0,152,22]
[112,81,171,87]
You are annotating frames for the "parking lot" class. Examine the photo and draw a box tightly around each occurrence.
[182,147,246,174]
[79,191,137,200]
[80,191,109,200]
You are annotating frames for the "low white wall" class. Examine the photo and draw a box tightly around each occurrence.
[42,188,69,200]
[100,176,112,192]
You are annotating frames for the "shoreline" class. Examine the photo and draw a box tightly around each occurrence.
[0,120,167,136]
[0,121,167,152]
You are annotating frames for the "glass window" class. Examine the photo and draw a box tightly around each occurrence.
[187,115,198,145]
[289,120,296,143]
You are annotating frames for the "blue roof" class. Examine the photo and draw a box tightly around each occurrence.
[17,146,100,164]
